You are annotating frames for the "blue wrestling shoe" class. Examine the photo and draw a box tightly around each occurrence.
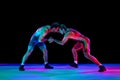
[45,63,54,69]
[19,65,25,71]
[70,63,78,68]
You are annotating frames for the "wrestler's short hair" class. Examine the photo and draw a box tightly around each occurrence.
[60,24,67,31]
[51,22,60,28]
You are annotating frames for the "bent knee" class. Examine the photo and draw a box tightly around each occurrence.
[84,54,91,59]
[73,42,83,51]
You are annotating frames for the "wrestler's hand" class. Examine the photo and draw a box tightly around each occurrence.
[48,37,54,43]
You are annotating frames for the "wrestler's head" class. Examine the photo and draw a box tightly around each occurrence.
[59,24,67,34]
[51,22,60,32]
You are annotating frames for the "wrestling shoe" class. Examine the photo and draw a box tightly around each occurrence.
[19,65,25,71]
[45,63,54,69]
[70,63,78,68]
[98,65,106,72]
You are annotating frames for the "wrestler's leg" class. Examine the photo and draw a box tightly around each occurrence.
[38,43,53,69]
[82,37,106,72]
[19,44,35,71]
[82,37,102,66]
[21,45,34,65]
[70,42,83,68]
[72,42,83,64]
[38,43,48,64]
[19,37,37,71]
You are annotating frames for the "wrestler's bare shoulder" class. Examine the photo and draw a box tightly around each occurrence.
[37,25,50,31]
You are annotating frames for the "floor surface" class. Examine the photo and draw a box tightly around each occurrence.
[0,63,120,80]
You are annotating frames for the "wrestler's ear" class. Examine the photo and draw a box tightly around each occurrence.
[62,29,65,34]
[55,27,59,31]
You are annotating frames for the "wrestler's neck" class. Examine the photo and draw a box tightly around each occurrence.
[66,28,70,33]
[45,25,51,33]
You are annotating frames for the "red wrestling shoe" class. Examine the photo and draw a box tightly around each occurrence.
[98,65,107,72]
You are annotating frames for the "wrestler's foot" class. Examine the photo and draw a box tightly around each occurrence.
[98,65,106,72]
[70,63,78,68]
[19,65,25,71]
[45,63,54,69]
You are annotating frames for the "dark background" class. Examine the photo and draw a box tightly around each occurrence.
[0,2,119,64]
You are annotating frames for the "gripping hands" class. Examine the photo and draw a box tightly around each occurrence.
[48,37,54,43]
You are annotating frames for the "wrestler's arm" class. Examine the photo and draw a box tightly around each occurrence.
[53,33,69,45]
[42,37,53,42]
[38,26,50,42]
[42,38,48,42]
